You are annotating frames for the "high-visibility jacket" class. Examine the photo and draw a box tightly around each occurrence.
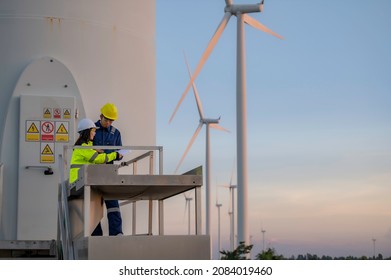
[69,141,117,184]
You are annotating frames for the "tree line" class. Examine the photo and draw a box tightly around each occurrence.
[220,242,391,260]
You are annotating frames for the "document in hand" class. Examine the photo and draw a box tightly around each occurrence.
[117,149,131,156]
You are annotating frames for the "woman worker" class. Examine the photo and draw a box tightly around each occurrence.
[69,118,122,184]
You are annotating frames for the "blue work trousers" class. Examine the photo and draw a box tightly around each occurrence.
[91,199,123,236]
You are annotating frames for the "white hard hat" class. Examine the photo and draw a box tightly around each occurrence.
[77,118,98,132]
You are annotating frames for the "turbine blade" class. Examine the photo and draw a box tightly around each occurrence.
[169,12,231,124]
[184,52,204,119]
[243,14,284,40]
[174,123,204,174]
[210,123,230,133]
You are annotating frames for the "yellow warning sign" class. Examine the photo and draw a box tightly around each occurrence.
[26,120,40,141]
[27,123,39,133]
[40,143,55,163]
[42,144,54,155]
[63,109,71,119]
[43,108,52,118]
[56,123,68,134]
[55,122,69,142]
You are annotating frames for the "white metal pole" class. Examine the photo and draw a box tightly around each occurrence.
[236,12,249,246]
[231,186,236,247]
[206,125,211,235]
[229,211,233,250]
[262,229,266,251]
[216,203,222,258]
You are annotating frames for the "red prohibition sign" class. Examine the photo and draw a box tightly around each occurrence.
[41,121,54,133]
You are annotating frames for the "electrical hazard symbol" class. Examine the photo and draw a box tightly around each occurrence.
[55,121,69,142]
[25,120,40,141]
[28,123,39,133]
[40,143,55,163]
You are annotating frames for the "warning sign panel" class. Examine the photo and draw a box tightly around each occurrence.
[43,108,52,119]
[25,120,40,141]
[41,121,54,141]
[55,121,69,142]
[40,142,55,163]
[63,108,71,119]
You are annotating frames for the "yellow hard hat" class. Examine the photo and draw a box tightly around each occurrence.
[100,103,118,120]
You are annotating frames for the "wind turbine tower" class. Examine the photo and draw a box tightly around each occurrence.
[372,238,377,259]
[220,160,237,250]
[261,228,266,251]
[228,184,237,250]
[215,198,223,258]
[169,0,283,246]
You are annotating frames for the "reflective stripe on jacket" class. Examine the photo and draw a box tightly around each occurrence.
[69,141,117,184]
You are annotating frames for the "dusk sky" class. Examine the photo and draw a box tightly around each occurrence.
[155,0,391,259]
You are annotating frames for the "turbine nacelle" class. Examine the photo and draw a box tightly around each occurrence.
[225,3,263,15]
[201,117,221,125]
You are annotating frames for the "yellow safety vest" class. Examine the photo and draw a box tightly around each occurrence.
[69,141,117,184]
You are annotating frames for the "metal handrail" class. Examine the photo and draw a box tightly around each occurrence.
[116,150,156,235]
[63,145,163,175]
[119,150,154,207]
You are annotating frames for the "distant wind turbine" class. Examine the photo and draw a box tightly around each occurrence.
[171,53,229,245]
[219,161,237,250]
[215,188,223,258]
[169,0,283,246]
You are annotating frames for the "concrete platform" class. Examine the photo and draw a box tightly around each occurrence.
[73,235,210,260]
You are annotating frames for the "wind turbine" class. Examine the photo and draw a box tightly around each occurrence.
[215,190,223,259]
[219,162,237,250]
[169,0,283,246]
[184,193,193,235]
[172,53,229,243]
[261,228,266,251]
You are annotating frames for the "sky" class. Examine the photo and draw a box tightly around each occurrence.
[155,0,391,259]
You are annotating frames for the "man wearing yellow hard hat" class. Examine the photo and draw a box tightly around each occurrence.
[92,103,123,236]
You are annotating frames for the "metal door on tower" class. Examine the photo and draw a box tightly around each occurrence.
[18,95,76,240]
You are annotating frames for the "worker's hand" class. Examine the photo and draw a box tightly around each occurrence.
[116,152,123,160]
[94,149,104,154]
